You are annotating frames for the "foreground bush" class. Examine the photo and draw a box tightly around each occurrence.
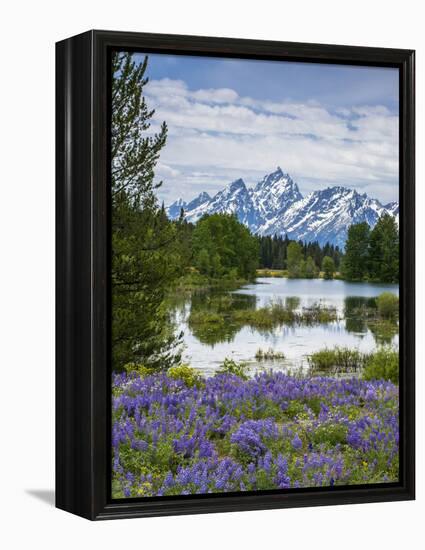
[123,362,154,378]
[363,348,399,384]
[112,371,399,498]
[167,365,204,388]
[217,358,249,379]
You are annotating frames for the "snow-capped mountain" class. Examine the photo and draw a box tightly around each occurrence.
[251,169,303,223]
[166,197,188,220]
[166,167,398,248]
[384,201,399,217]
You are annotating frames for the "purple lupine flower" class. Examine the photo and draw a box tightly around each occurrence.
[111,370,399,497]
[291,433,303,450]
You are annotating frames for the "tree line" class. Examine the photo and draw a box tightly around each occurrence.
[258,234,342,275]
[173,215,343,281]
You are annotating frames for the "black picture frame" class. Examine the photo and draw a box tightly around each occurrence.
[56,29,415,520]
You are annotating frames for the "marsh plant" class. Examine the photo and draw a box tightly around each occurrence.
[189,299,337,334]
[307,347,368,374]
[376,292,399,319]
[307,346,399,383]
[255,348,286,361]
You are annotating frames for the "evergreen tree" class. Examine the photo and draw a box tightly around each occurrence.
[368,214,399,283]
[287,241,303,278]
[322,255,336,279]
[341,222,370,281]
[111,52,182,371]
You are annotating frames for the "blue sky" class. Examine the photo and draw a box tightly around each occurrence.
[133,52,399,204]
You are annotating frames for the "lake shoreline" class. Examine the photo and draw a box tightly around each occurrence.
[169,277,399,376]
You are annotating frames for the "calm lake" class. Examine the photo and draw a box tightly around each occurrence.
[171,277,399,376]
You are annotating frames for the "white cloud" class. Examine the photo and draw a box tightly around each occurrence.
[144,78,398,204]
[156,163,181,178]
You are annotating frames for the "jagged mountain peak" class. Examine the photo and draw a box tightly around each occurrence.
[165,168,398,247]
[198,191,211,201]
[166,197,187,219]
[225,178,247,193]
[186,191,211,210]
[385,201,399,216]
[255,167,297,191]
[252,168,303,221]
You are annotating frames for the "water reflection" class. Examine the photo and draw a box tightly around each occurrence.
[168,278,399,373]
[344,295,398,345]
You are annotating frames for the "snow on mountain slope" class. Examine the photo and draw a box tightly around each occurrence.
[250,167,303,225]
[264,186,391,248]
[166,197,187,220]
[166,168,398,248]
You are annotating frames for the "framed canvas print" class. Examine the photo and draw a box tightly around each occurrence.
[56,30,415,520]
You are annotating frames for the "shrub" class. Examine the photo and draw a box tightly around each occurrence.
[363,348,399,384]
[123,363,154,378]
[217,358,249,379]
[167,365,204,388]
[376,292,399,319]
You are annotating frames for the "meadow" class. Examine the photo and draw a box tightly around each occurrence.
[112,366,399,498]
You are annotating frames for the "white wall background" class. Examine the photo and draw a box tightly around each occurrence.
[0,1,422,548]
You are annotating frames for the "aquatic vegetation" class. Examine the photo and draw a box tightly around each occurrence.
[112,370,399,498]
[376,292,399,319]
[367,319,399,346]
[299,304,337,324]
[307,347,368,374]
[188,300,337,334]
[307,346,399,383]
[255,348,285,361]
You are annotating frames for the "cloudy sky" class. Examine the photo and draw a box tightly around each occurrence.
[133,52,399,205]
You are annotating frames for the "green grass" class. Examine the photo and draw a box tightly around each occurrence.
[256,268,288,278]
[174,269,249,291]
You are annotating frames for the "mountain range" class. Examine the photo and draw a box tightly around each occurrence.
[166,167,399,248]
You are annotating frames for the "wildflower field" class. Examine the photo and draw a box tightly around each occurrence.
[112,370,399,498]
